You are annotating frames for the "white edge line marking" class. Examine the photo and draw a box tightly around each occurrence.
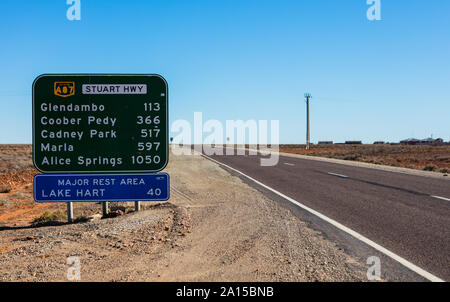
[201,153,445,282]
[327,172,349,178]
[431,195,450,202]
[284,163,295,166]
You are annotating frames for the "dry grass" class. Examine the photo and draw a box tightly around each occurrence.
[0,144,33,172]
[0,145,67,227]
[32,210,67,225]
[0,145,37,189]
[0,144,151,227]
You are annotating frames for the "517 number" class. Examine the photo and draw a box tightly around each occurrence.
[140,129,160,138]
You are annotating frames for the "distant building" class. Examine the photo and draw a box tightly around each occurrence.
[373,141,385,145]
[421,138,444,145]
[400,138,420,145]
[345,141,362,145]
[400,138,444,145]
[318,141,333,145]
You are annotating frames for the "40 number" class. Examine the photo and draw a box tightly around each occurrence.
[147,188,162,196]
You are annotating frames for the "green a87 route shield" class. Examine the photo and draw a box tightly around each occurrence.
[32,74,168,173]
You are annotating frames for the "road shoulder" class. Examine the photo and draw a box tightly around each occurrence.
[1,152,370,281]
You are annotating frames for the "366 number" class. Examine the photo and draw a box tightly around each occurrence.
[137,115,160,125]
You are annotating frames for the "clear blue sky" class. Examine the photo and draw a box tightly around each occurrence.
[0,0,449,144]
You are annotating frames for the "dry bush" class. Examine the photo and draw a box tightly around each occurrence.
[32,211,67,225]
[423,164,438,171]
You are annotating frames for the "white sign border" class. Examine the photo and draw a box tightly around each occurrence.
[33,172,170,203]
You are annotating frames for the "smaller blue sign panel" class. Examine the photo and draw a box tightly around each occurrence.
[34,173,170,202]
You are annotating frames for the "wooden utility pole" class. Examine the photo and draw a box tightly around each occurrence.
[305,93,312,150]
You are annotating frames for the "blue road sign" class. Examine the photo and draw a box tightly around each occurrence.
[33,173,170,202]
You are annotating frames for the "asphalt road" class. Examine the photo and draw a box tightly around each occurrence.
[203,150,450,281]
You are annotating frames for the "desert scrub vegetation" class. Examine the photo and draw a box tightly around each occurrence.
[0,185,11,193]
[0,146,33,172]
[33,211,67,225]
[423,164,438,172]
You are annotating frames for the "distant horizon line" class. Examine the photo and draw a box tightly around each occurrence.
[2,141,449,145]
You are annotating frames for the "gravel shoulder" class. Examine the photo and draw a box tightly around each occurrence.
[0,152,368,281]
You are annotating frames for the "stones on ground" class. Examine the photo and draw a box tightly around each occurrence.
[86,214,102,221]
[0,185,12,193]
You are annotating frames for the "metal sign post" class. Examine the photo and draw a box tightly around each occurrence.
[102,202,109,217]
[67,202,73,223]
[135,201,141,212]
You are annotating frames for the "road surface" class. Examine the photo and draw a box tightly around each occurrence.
[203,149,450,281]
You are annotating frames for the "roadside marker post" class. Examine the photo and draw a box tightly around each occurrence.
[32,74,170,223]
[135,201,141,212]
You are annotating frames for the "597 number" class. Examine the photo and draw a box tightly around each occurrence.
[137,142,160,151]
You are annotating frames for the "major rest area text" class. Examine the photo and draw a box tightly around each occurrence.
[41,177,147,198]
